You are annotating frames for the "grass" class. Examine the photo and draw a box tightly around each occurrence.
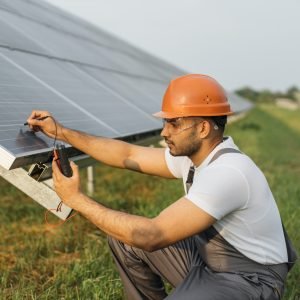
[0,103,299,299]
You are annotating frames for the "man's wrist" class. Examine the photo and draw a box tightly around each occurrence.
[57,126,67,142]
[62,191,84,211]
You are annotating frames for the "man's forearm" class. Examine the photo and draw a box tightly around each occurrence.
[58,127,132,169]
[72,193,159,251]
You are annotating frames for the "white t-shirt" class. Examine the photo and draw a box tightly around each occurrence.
[165,136,288,265]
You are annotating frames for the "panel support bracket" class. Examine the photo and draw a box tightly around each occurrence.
[0,165,72,220]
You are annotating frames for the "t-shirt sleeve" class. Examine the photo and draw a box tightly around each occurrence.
[186,165,249,219]
[164,148,186,178]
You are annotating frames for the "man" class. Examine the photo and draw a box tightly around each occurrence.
[26,74,290,299]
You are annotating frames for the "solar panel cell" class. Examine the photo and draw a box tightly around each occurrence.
[0,15,47,55]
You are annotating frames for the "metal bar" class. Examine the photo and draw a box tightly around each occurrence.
[0,165,72,220]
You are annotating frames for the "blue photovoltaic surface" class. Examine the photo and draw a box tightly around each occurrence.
[0,0,252,170]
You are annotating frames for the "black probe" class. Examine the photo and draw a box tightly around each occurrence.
[24,116,49,126]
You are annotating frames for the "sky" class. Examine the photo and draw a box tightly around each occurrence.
[47,0,300,92]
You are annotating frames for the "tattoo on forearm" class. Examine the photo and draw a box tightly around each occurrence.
[124,159,142,172]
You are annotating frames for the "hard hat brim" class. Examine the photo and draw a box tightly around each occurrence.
[152,111,186,119]
[153,110,234,119]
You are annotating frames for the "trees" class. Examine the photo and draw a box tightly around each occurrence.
[235,86,299,103]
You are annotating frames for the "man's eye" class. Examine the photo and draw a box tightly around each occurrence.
[169,122,179,128]
[163,118,181,129]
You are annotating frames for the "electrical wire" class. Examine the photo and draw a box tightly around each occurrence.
[41,116,78,229]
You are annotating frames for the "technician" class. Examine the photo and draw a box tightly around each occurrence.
[26,74,293,300]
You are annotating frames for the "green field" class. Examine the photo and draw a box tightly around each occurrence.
[0,104,299,299]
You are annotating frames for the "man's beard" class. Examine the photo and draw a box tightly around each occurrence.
[166,129,201,157]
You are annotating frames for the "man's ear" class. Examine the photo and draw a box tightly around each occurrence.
[198,120,211,139]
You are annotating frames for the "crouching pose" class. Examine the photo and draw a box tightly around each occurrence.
[26,74,296,299]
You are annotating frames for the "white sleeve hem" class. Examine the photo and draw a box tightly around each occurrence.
[186,193,223,220]
[164,148,182,178]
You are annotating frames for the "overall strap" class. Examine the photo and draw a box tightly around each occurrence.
[208,148,242,165]
[185,148,242,193]
[281,223,298,271]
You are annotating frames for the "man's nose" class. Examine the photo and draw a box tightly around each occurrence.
[160,124,169,137]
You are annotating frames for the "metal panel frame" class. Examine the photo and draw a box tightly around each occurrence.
[0,164,72,220]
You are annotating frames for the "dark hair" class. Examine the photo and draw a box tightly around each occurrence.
[190,115,227,133]
[210,116,227,133]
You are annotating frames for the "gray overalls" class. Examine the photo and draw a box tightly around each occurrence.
[108,149,295,299]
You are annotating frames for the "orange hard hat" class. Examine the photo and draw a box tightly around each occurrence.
[153,74,233,118]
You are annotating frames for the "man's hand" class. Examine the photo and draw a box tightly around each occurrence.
[52,159,82,209]
[26,110,63,140]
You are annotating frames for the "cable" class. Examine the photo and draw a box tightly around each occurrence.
[41,116,78,229]
[44,209,78,230]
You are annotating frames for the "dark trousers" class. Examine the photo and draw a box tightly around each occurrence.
[108,227,287,300]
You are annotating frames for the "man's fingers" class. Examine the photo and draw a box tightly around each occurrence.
[27,110,43,123]
[28,110,41,120]
[52,159,61,179]
[32,125,41,132]
[28,119,43,127]
[52,159,77,179]
[70,161,78,175]
[26,110,51,126]
[29,110,49,119]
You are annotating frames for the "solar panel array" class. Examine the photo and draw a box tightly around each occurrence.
[0,0,252,170]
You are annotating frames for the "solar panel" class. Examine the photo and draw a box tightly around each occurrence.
[0,0,252,172]
[0,0,118,49]
[80,67,165,114]
[0,47,166,170]
[0,13,48,55]
[0,7,178,80]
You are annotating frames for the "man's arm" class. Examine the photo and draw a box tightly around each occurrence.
[53,160,216,251]
[78,195,216,252]
[26,110,174,178]
[60,127,173,178]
